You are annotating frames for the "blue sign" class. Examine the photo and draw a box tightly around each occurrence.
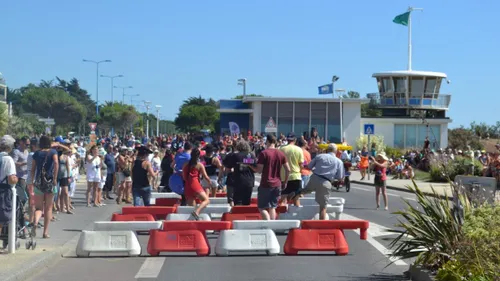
[364,124,375,135]
[318,83,333,95]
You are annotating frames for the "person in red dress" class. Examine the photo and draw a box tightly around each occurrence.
[182,148,211,220]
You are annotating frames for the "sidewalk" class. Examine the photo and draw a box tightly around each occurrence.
[0,179,122,281]
[349,170,454,199]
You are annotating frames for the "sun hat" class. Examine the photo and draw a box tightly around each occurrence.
[376,152,388,161]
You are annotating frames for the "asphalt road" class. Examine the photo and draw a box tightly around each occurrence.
[28,180,418,281]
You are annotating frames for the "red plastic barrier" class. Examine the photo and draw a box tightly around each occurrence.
[111,213,155,222]
[147,229,210,256]
[162,221,231,232]
[215,192,227,198]
[284,229,349,255]
[121,206,176,220]
[231,205,287,214]
[155,198,181,206]
[250,198,258,204]
[301,220,369,240]
[221,212,262,222]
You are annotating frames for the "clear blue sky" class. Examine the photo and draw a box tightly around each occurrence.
[3,0,498,127]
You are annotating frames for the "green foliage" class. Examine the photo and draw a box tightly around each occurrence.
[233,94,264,99]
[361,102,382,117]
[389,181,467,271]
[436,204,500,281]
[448,128,483,150]
[385,146,404,159]
[99,102,139,136]
[429,157,483,182]
[174,96,219,133]
[0,102,8,135]
[343,91,360,98]
[355,134,385,153]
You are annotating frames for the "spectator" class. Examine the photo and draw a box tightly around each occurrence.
[131,146,158,206]
[0,135,18,252]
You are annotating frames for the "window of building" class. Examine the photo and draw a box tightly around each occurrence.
[394,77,406,93]
[417,125,428,147]
[410,77,424,96]
[294,102,309,138]
[260,101,277,134]
[277,102,293,136]
[394,125,405,148]
[425,78,436,94]
[429,125,441,149]
[327,102,341,143]
[310,102,326,140]
[405,125,417,148]
[382,78,393,93]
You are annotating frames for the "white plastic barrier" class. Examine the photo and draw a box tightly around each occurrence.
[93,221,162,232]
[278,205,343,220]
[206,197,229,205]
[298,197,345,206]
[76,230,141,257]
[232,220,300,233]
[150,192,182,199]
[215,229,280,256]
[166,213,211,221]
[176,205,231,219]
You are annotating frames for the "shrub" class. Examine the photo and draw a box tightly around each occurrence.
[448,128,483,150]
[355,135,385,153]
[429,157,483,182]
[385,146,404,159]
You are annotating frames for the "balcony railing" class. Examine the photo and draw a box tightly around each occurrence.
[368,93,451,110]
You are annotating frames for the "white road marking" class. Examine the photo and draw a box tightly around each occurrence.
[351,186,417,202]
[341,213,408,266]
[135,257,165,279]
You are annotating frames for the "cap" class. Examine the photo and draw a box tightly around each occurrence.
[154,149,159,153]
[63,139,72,145]
[55,136,64,143]
[137,146,153,154]
[286,133,296,140]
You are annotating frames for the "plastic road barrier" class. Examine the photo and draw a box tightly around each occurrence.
[279,205,343,220]
[166,213,211,221]
[176,205,231,219]
[111,213,155,222]
[215,193,227,198]
[196,197,228,205]
[283,220,369,256]
[232,220,301,233]
[215,229,280,256]
[121,206,176,220]
[76,230,141,257]
[230,205,287,214]
[150,192,182,199]
[221,212,262,222]
[154,198,181,206]
[292,197,345,206]
[93,221,162,233]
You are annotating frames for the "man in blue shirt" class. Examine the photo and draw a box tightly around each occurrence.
[170,142,192,205]
[103,145,116,200]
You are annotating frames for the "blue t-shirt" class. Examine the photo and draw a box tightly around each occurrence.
[104,153,116,174]
[174,152,191,173]
[33,149,58,179]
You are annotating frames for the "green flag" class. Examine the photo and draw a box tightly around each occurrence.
[393,11,410,26]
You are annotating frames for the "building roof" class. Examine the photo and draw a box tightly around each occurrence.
[372,70,447,78]
[241,96,368,103]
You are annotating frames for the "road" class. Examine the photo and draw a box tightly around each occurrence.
[27,179,418,281]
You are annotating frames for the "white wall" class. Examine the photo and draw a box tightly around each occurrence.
[440,124,448,148]
[252,101,262,133]
[343,102,361,145]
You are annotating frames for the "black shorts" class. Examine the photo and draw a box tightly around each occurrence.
[257,186,280,209]
[104,174,114,191]
[281,180,302,196]
[59,177,69,186]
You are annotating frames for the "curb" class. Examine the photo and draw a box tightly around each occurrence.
[1,198,120,281]
[352,180,454,201]
[409,265,435,281]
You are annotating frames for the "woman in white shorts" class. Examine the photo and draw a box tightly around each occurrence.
[98,148,107,206]
[85,145,102,207]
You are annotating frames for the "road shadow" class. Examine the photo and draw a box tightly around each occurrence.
[338,272,409,281]
[63,229,83,232]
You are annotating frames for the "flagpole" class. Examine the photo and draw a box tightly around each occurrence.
[407,7,423,71]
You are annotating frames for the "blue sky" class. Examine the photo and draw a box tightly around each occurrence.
[2,1,498,127]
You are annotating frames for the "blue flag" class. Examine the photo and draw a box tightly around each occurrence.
[318,83,333,95]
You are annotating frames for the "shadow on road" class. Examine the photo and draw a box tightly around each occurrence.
[338,272,409,281]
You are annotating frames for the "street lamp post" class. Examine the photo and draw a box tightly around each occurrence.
[143,101,152,139]
[83,59,111,115]
[128,94,140,105]
[237,78,247,97]
[331,75,341,141]
[115,86,133,103]
[335,88,346,142]
[155,105,162,137]
[100,74,123,103]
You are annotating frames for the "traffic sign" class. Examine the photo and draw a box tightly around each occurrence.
[38,118,55,125]
[89,123,97,132]
[264,117,277,133]
[364,124,374,135]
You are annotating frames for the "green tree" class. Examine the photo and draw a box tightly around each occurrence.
[175,96,219,132]
[361,103,382,117]
[342,91,360,98]
[99,102,140,137]
[20,87,86,133]
[233,94,264,99]
[448,127,483,150]
[0,102,9,135]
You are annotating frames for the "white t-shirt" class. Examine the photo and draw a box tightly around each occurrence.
[0,152,17,186]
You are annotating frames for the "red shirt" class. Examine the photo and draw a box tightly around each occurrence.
[257,148,287,188]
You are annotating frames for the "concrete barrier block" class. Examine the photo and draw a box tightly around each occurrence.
[215,229,280,256]
[232,220,301,232]
[166,213,211,221]
[93,221,162,232]
[76,230,141,257]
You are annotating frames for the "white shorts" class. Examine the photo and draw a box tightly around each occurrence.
[87,169,101,183]
[100,176,107,189]
[202,175,219,189]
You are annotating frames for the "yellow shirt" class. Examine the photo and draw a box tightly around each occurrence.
[280,144,304,181]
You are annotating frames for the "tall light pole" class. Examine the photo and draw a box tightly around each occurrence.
[237,78,247,97]
[83,59,111,115]
[143,101,152,138]
[331,75,341,141]
[115,86,133,103]
[127,94,140,105]
[100,74,123,103]
[155,105,162,137]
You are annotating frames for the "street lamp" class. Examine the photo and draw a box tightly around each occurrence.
[237,78,247,97]
[155,105,162,137]
[83,59,111,115]
[143,101,152,139]
[115,86,133,103]
[127,94,140,105]
[100,74,123,103]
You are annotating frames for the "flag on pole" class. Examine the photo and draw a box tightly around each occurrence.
[393,11,410,26]
[229,122,240,135]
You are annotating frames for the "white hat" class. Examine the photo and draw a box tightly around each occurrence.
[376,152,388,161]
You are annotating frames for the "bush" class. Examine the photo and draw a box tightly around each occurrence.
[385,146,404,159]
[448,128,483,150]
[355,135,385,153]
[429,157,483,182]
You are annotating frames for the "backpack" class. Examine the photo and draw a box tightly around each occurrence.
[0,155,13,223]
[34,151,54,193]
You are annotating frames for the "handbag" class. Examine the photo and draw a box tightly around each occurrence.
[35,151,54,193]
[0,155,12,223]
